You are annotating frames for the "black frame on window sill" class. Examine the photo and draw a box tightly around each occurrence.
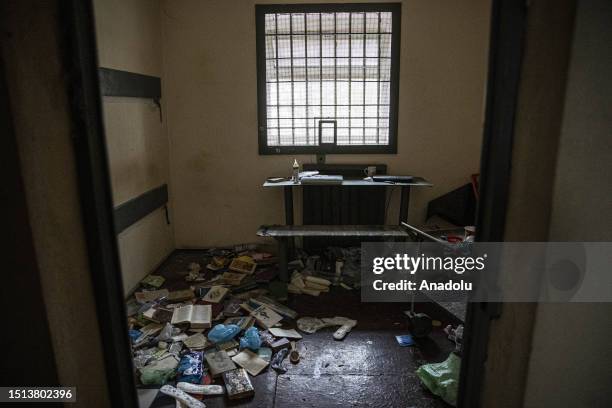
[255,3,401,155]
[260,143,398,155]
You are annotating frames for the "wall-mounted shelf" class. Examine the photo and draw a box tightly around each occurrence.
[98,67,162,120]
[114,184,169,234]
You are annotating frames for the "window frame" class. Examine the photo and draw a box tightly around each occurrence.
[256,3,402,155]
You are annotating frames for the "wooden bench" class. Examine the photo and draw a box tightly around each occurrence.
[257,225,410,281]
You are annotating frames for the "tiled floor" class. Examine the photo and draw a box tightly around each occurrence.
[141,250,457,408]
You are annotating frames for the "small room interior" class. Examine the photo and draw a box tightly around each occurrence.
[4,0,612,407]
[92,0,490,406]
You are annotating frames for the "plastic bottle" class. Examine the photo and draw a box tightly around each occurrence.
[292,159,300,183]
[334,258,344,286]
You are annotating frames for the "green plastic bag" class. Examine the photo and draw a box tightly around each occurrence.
[139,355,178,385]
[416,352,460,406]
[140,367,176,385]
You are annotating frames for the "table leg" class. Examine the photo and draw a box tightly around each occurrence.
[283,186,294,224]
[283,186,294,260]
[278,238,289,282]
[399,186,411,224]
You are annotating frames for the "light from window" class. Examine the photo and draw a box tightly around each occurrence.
[257,5,399,154]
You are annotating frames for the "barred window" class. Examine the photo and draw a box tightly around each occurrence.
[256,4,401,154]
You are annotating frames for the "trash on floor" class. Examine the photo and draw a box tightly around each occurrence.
[289,341,300,364]
[223,368,254,400]
[404,310,433,338]
[268,327,302,339]
[176,351,204,384]
[232,349,269,376]
[444,324,464,353]
[395,334,416,347]
[141,274,166,289]
[185,262,202,282]
[140,354,179,385]
[204,349,236,378]
[296,316,357,339]
[183,333,209,350]
[126,243,448,405]
[296,317,327,333]
[238,327,261,351]
[126,243,317,403]
[160,384,205,408]
[176,382,225,396]
[416,352,461,406]
[135,288,169,304]
[270,348,289,373]
[208,324,240,343]
[270,337,291,352]
[257,347,273,363]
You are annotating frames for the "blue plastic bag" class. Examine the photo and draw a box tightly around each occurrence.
[128,329,142,342]
[207,324,241,343]
[239,327,261,351]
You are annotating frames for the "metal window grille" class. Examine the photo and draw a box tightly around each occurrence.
[256,4,400,154]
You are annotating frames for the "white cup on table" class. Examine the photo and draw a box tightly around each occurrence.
[363,166,377,177]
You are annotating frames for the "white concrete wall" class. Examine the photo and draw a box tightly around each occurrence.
[161,0,491,247]
[93,0,174,294]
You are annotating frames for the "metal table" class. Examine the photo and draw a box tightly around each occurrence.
[263,177,432,226]
[260,177,432,281]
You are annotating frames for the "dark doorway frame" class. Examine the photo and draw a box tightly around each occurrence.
[458,0,527,407]
[58,0,527,407]
[60,1,138,406]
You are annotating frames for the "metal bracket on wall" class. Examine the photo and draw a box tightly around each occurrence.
[153,98,162,121]
[98,67,162,121]
[113,184,169,234]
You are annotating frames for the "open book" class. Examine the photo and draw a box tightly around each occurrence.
[250,305,283,329]
[171,304,211,329]
[232,349,269,376]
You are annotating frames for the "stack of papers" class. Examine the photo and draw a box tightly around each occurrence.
[300,175,343,184]
[298,170,319,179]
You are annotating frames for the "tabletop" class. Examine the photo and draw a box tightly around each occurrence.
[263,176,432,188]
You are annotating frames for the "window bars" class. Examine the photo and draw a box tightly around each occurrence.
[257,4,400,154]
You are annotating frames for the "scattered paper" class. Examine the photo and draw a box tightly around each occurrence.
[135,289,169,304]
[296,316,357,334]
[269,328,302,339]
[250,305,283,329]
[202,286,229,303]
[232,349,269,376]
[183,333,209,350]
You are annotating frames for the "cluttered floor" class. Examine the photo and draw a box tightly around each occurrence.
[128,248,462,408]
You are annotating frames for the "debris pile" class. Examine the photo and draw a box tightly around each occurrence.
[126,244,358,405]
